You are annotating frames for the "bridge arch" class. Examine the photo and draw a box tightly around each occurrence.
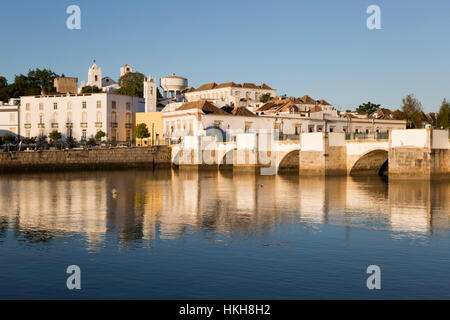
[219,148,235,170]
[277,149,300,173]
[350,149,388,176]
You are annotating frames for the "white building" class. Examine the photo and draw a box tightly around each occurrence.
[20,93,144,142]
[162,100,407,142]
[184,82,276,111]
[80,63,136,93]
[0,98,20,137]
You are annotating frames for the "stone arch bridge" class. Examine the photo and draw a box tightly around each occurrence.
[171,129,450,179]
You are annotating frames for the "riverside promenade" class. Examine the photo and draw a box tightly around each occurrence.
[0,145,171,172]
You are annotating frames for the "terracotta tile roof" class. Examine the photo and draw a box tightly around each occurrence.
[370,108,393,120]
[318,99,330,105]
[215,82,239,89]
[195,82,218,91]
[232,106,256,117]
[260,83,273,90]
[188,82,275,92]
[300,95,317,105]
[255,98,300,113]
[175,100,228,115]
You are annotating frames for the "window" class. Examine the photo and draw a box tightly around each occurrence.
[126,112,131,123]
[67,112,72,123]
[111,111,117,122]
[126,102,131,111]
[52,112,58,123]
[82,111,87,123]
[39,103,44,111]
[67,101,72,110]
[96,100,101,108]
[26,130,30,139]
[9,113,15,123]
[26,113,31,124]
[96,111,102,123]
[126,129,131,141]
[82,129,87,141]
[82,101,87,109]
[95,75,98,82]
[53,102,58,110]
[26,103,30,111]
[112,101,116,109]
[39,114,44,124]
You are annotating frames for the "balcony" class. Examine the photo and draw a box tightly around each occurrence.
[95,122,103,128]
[80,122,88,128]
[125,123,133,129]
[51,123,59,129]
[110,122,118,128]
[24,124,31,129]
[38,123,45,129]
[66,122,73,128]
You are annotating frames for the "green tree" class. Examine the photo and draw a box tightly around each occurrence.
[392,109,406,120]
[135,123,150,145]
[438,99,450,129]
[95,130,106,141]
[1,134,14,144]
[0,76,9,102]
[357,102,380,115]
[48,130,62,142]
[114,72,146,97]
[1,134,15,151]
[87,138,97,146]
[81,85,103,94]
[259,93,273,103]
[401,94,423,128]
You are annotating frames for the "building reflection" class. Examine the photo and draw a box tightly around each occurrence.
[0,170,448,250]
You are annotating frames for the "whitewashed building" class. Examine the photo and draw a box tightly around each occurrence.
[184,82,276,111]
[162,100,407,142]
[0,98,20,137]
[20,93,144,142]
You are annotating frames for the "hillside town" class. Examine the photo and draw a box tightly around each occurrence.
[0,62,448,149]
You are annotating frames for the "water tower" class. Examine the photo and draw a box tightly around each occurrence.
[160,73,188,100]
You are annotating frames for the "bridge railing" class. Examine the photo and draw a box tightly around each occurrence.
[345,132,389,140]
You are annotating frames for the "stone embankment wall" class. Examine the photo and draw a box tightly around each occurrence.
[0,146,172,172]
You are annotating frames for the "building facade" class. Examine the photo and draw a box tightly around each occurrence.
[135,112,163,146]
[184,82,276,111]
[0,98,20,137]
[162,100,407,142]
[20,93,144,142]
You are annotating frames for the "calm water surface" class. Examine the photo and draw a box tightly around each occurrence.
[0,169,449,299]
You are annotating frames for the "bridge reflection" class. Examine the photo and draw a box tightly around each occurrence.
[0,170,448,249]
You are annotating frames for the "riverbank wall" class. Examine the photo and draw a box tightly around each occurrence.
[0,146,172,172]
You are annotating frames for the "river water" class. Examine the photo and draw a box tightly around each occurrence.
[0,169,449,299]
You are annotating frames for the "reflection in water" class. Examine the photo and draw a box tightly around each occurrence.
[0,170,448,249]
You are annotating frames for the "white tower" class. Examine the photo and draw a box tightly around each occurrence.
[87,62,102,88]
[144,74,157,112]
[120,64,134,77]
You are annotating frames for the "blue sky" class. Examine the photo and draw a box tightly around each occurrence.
[1,0,449,112]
